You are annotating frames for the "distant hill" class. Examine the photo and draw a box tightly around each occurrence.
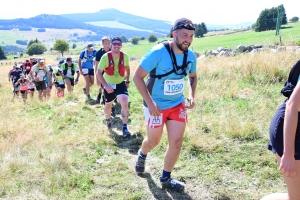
[0,14,166,40]
[60,8,172,34]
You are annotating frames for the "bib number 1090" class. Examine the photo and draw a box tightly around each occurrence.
[164,79,184,95]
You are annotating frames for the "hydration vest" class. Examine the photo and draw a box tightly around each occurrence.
[62,63,75,76]
[82,50,96,63]
[149,41,189,79]
[104,52,126,76]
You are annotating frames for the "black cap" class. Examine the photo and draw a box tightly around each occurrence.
[171,18,195,38]
[111,36,122,43]
[87,43,94,49]
[66,57,72,62]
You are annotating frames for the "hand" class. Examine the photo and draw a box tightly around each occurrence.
[147,101,161,116]
[75,79,78,85]
[125,82,130,89]
[280,154,297,178]
[104,85,114,93]
[80,70,84,76]
[185,98,195,109]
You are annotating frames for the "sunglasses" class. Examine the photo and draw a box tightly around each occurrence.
[174,21,195,30]
[112,43,122,46]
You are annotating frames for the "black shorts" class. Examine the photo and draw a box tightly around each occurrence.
[268,100,300,160]
[20,90,27,94]
[54,82,65,89]
[83,68,94,76]
[25,71,30,75]
[29,88,35,91]
[34,80,46,91]
[65,78,75,86]
[103,81,128,103]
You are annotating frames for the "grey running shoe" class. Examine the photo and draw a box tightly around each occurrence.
[135,151,146,174]
[160,177,185,192]
[122,128,131,138]
[106,119,112,128]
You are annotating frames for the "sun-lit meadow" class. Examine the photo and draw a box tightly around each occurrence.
[1,24,300,199]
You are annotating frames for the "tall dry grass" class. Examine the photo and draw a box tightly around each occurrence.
[0,51,299,199]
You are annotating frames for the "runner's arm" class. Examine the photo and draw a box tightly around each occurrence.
[186,72,197,109]
[96,69,108,87]
[133,66,155,107]
[94,60,99,74]
[78,58,83,73]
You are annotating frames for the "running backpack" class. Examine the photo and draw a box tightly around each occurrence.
[149,41,189,79]
[105,51,126,76]
[62,63,75,76]
[82,50,96,62]
[281,60,300,98]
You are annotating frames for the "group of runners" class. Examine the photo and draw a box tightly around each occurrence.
[8,57,80,103]
[6,17,298,197]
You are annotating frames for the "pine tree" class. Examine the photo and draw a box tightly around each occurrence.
[195,24,204,37]
[280,4,288,25]
[0,46,7,60]
[201,22,208,34]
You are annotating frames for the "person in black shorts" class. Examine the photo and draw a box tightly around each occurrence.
[94,36,111,104]
[262,78,300,199]
[96,37,131,137]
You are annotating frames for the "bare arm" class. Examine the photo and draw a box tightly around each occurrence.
[96,69,108,87]
[94,60,99,73]
[125,67,130,88]
[186,72,197,109]
[78,58,83,75]
[280,82,300,178]
[133,66,161,116]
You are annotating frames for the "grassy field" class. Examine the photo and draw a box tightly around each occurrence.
[2,22,300,60]
[1,24,300,199]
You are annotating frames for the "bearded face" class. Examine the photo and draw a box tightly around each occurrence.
[173,29,194,52]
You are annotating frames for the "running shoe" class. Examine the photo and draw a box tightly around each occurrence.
[160,177,185,192]
[135,150,146,174]
[122,128,131,138]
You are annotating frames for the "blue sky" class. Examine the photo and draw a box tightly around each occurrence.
[0,0,299,25]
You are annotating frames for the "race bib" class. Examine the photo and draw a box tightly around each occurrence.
[143,106,163,127]
[58,80,64,85]
[82,68,89,74]
[149,115,163,126]
[164,79,184,95]
[107,83,116,89]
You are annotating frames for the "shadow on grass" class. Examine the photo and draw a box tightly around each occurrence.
[138,173,194,200]
[281,26,293,29]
